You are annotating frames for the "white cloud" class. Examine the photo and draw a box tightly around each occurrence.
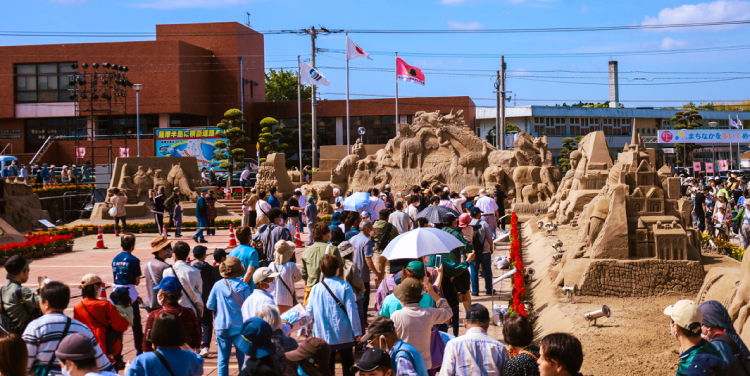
[441,0,468,4]
[132,0,249,9]
[447,20,485,30]
[661,37,688,49]
[642,0,750,26]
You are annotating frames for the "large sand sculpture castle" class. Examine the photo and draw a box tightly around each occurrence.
[280,109,562,215]
[547,131,704,297]
[90,156,226,221]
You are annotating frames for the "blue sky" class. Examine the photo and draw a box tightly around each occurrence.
[2,0,750,109]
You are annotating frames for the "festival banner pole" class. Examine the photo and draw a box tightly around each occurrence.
[395,52,399,128]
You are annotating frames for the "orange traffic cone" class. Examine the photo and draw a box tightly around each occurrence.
[225,188,231,200]
[94,226,107,249]
[294,223,303,247]
[162,223,168,240]
[99,286,107,299]
[227,224,237,247]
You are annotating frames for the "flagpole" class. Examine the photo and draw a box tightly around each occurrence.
[395,51,399,128]
[297,55,303,183]
[346,32,350,155]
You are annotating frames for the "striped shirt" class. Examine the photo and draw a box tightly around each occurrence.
[22,312,113,376]
[439,327,508,376]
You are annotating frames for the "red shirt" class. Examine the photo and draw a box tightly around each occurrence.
[142,302,201,351]
[73,298,130,355]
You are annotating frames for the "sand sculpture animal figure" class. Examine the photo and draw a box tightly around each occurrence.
[400,128,435,169]
[729,250,750,335]
[331,139,368,185]
[153,169,172,195]
[458,140,490,175]
[520,183,551,205]
[132,166,153,201]
[385,123,413,155]
[167,164,199,202]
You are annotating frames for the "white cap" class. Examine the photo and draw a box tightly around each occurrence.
[253,267,280,284]
[443,187,450,192]
[361,211,371,218]
[479,189,487,196]
[664,300,702,328]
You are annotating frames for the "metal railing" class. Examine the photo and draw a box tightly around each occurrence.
[30,136,53,166]
[0,143,11,155]
[54,134,155,141]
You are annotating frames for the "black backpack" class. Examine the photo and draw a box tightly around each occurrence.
[377,223,395,251]
[471,223,485,255]
[713,333,750,376]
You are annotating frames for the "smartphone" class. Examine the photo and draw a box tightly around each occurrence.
[435,255,442,268]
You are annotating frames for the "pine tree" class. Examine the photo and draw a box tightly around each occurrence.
[213,109,250,188]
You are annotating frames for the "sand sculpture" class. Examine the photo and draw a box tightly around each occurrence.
[90,156,223,221]
[546,131,704,297]
[257,109,561,215]
[0,179,51,236]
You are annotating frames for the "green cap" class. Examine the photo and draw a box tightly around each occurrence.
[405,261,426,279]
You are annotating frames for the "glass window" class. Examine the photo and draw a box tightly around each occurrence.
[15,62,75,103]
[348,116,362,145]
[316,117,336,146]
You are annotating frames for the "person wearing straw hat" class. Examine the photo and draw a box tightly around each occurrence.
[269,240,302,314]
[285,337,332,376]
[142,236,172,312]
[54,333,119,376]
[206,256,253,376]
[72,274,129,369]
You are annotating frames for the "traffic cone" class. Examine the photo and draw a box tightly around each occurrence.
[225,188,231,200]
[162,223,168,240]
[227,224,237,247]
[99,286,107,299]
[94,226,107,249]
[294,223,303,247]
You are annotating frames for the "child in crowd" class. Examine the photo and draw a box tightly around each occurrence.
[173,198,182,237]
[108,287,133,368]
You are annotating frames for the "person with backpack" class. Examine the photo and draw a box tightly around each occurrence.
[257,208,293,267]
[467,209,494,296]
[373,209,399,287]
[700,300,750,375]
[1,255,41,333]
[191,245,222,358]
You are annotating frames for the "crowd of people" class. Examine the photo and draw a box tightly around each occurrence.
[5,176,750,376]
[2,160,95,186]
[681,173,750,248]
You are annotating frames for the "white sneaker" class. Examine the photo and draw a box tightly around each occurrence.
[199,347,210,357]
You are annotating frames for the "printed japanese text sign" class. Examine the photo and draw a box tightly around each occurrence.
[658,129,750,144]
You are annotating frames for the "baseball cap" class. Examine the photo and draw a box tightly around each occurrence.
[213,248,227,261]
[4,255,31,276]
[664,300,702,328]
[360,316,396,342]
[153,276,181,294]
[193,245,208,259]
[470,207,484,217]
[55,333,98,361]
[79,273,103,289]
[351,348,391,373]
[253,267,280,284]
[361,211,371,218]
[201,188,208,193]
[458,213,472,228]
[237,317,276,358]
[405,261,426,279]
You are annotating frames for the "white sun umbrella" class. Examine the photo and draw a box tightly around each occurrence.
[382,227,465,261]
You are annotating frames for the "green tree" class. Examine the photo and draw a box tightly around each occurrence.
[485,123,521,145]
[213,109,250,187]
[265,68,312,102]
[671,109,703,167]
[257,117,291,163]
[558,137,577,172]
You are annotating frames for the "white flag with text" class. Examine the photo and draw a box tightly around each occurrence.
[299,62,330,86]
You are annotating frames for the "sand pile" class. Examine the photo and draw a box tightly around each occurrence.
[522,221,740,376]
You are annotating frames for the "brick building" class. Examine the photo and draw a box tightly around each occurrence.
[0,21,476,167]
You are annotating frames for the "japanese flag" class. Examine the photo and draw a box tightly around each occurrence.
[347,36,372,60]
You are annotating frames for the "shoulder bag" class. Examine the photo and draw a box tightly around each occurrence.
[223,279,244,307]
[154,349,178,376]
[272,263,297,302]
[320,280,355,334]
[519,350,539,360]
[167,265,201,320]
[32,317,71,376]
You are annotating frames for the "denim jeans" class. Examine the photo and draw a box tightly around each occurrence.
[131,300,143,354]
[195,217,207,240]
[216,330,245,376]
[298,212,304,232]
[470,253,493,294]
[200,308,214,349]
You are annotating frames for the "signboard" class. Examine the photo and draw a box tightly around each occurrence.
[662,148,675,154]
[693,162,702,172]
[706,162,714,174]
[718,160,729,171]
[154,128,228,169]
[658,129,750,144]
[742,159,750,168]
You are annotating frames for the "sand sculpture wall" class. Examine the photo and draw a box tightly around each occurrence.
[90,156,223,221]
[547,131,704,296]
[265,109,562,215]
[0,180,50,235]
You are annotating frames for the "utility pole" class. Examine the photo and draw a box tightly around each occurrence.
[500,55,506,150]
[306,27,319,170]
[494,70,500,149]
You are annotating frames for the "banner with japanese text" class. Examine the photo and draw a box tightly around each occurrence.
[658,129,750,144]
[154,127,227,169]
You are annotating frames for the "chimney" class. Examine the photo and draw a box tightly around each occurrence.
[609,60,619,108]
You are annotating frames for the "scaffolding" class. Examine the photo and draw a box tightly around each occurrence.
[70,63,132,188]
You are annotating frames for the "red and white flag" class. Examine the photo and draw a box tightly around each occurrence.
[397,57,425,86]
[346,36,372,60]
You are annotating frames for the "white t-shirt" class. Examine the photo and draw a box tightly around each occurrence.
[369,197,385,221]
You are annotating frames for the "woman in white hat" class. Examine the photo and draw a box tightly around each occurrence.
[269,240,302,313]
[61,166,70,184]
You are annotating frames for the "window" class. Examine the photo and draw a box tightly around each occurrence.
[602,118,614,135]
[569,118,581,136]
[102,115,159,137]
[533,117,545,135]
[15,62,76,103]
[620,118,631,135]
[25,117,86,151]
[588,118,601,132]
[169,114,210,127]
[316,117,336,147]
[347,116,362,146]
[360,116,395,144]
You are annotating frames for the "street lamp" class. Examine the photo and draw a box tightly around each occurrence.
[133,84,144,157]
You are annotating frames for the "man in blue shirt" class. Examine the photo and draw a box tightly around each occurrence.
[267,186,281,209]
[111,234,144,355]
[359,317,428,376]
[41,163,50,187]
[228,226,258,290]
[194,189,209,243]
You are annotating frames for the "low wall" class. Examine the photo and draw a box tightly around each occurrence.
[579,259,705,297]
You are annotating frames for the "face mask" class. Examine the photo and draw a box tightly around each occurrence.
[61,362,72,376]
